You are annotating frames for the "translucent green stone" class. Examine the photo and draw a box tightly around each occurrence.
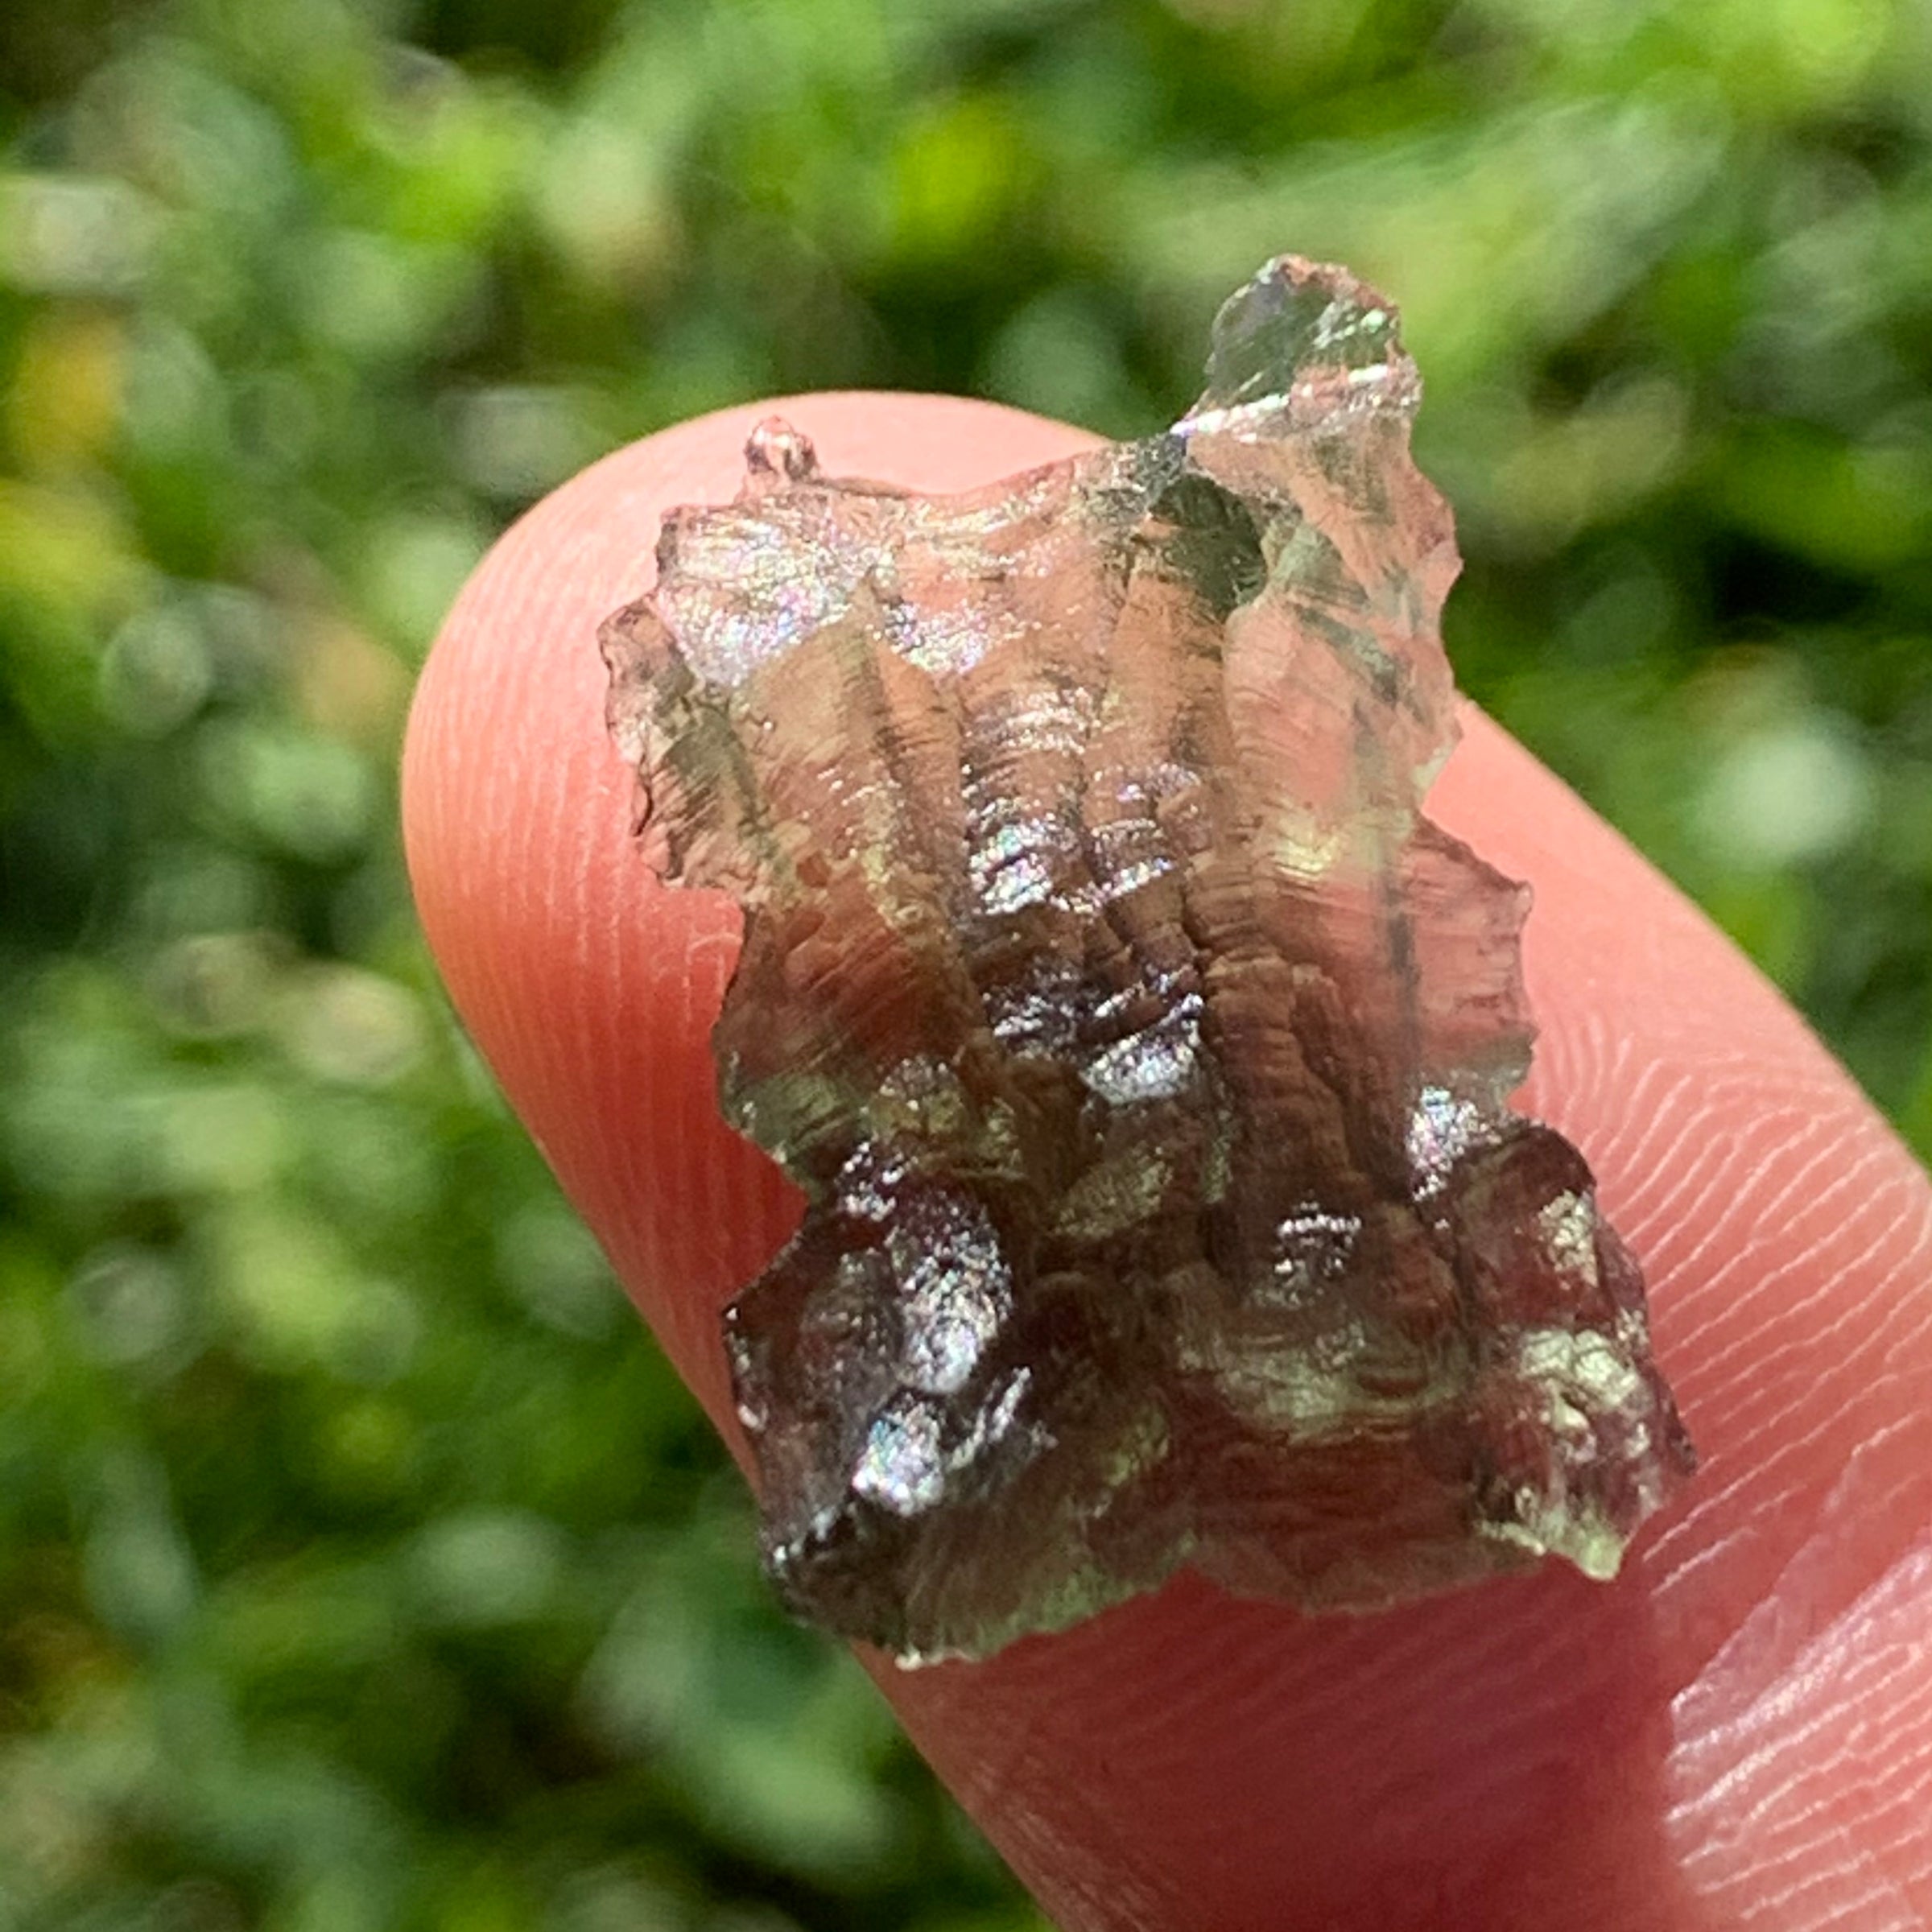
[601,258,1694,1664]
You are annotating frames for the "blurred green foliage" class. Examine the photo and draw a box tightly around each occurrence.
[2,0,1928,1926]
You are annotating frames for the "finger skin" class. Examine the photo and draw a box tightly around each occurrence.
[403,394,1932,1932]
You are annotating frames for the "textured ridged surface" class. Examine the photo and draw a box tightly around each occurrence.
[404,390,1932,1930]
[597,260,1690,1659]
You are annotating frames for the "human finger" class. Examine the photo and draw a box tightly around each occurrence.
[402,393,1932,1932]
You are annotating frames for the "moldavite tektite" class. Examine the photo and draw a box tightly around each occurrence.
[601,256,1695,1663]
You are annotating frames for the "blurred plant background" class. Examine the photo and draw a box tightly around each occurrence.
[2,0,1929,1926]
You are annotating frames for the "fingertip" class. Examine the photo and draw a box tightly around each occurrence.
[405,391,1932,1932]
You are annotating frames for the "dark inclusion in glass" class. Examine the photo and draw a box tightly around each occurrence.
[601,257,1695,1663]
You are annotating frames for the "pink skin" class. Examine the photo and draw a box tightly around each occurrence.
[403,394,1932,1932]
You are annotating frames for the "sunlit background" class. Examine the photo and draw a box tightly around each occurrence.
[2,0,1929,1926]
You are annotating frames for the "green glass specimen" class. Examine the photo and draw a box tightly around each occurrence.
[601,258,1695,1663]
